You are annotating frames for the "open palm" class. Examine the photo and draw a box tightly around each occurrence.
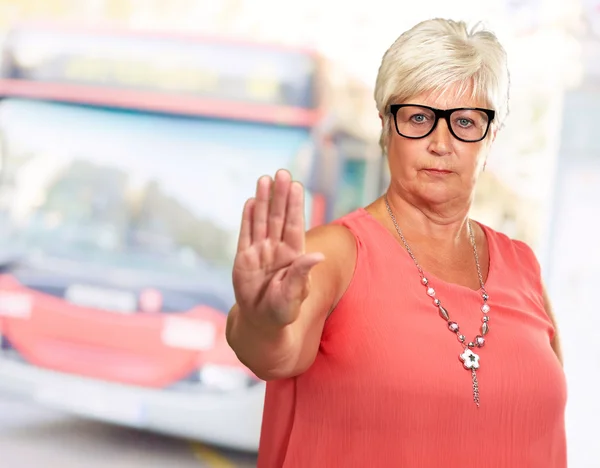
[232,170,324,326]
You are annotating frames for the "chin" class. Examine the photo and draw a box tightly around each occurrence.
[416,186,460,205]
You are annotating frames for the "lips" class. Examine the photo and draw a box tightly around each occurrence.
[424,168,452,173]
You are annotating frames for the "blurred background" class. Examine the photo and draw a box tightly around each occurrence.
[0,0,597,467]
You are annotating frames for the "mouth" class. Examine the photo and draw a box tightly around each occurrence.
[423,168,452,174]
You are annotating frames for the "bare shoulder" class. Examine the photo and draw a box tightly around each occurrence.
[305,223,357,309]
[306,223,357,271]
[306,223,356,253]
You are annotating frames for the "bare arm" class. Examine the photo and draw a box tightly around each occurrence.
[542,284,563,366]
[225,171,356,381]
[227,224,355,380]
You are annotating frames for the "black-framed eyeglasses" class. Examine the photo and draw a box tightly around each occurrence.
[389,104,495,143]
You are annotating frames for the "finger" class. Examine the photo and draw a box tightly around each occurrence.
[268,170,292,241]
[237,197,255,252]
[282,252,325,301]
[282,181,306,252]
[252,175,272,242]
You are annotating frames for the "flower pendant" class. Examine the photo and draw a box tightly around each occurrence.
[459,348,480,370]
[459,348,481,407]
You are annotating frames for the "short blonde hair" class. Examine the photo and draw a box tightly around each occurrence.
[374,18,510,154]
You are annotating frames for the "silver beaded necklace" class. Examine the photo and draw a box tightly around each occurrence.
[384,195,490,407]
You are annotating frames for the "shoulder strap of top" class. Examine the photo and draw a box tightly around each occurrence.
[487,227,544,298]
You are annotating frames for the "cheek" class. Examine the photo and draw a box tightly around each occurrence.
[457,146,487,171]
[388,137,425,166]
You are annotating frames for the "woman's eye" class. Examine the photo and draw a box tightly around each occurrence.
[457,118,473,127]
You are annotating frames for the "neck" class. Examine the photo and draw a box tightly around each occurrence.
[382,188,473,246]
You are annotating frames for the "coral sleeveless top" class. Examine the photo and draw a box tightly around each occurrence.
[258,208,567,468]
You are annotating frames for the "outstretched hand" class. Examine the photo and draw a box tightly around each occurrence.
[232,170,324,326]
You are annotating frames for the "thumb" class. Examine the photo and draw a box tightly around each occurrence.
[282,252,325,298]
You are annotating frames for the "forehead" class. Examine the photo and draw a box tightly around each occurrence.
[408,82,488,109]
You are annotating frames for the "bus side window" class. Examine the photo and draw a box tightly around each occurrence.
[333,134,385,218]
[334,158,367,218]
[288,140,323,229]
[332,133,373,218]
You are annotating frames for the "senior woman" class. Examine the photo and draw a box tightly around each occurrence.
[226,18,567,468]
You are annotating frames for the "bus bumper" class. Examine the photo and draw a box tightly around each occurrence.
[0,358,264,452]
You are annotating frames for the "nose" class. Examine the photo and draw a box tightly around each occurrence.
[427,118,452,156]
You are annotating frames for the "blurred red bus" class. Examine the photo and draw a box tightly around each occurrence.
[0,24,383,451]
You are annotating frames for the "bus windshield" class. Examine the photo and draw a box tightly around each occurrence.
[0,98,313,278]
